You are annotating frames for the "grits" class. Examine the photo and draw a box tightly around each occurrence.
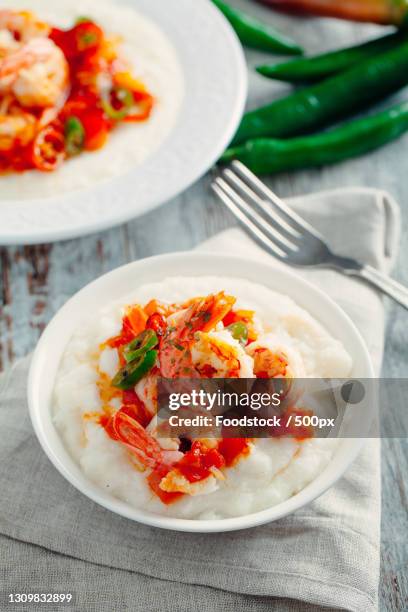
[53,276,352,519]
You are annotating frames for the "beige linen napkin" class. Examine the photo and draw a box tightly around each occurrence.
[0,187,399,612]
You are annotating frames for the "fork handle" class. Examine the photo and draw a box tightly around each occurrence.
[350,265,408,310]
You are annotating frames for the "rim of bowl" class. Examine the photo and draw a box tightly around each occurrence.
[28,252,374,532]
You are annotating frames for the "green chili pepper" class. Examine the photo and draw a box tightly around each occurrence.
[64,116,85,156]
[222,101,408,175]
[232,38,408,146]
[124,329,158,363]
[227,322,248,346]
[101,87,134,121]
[211,0,303,55]
[256,30,408,83]
[112,350,158,390]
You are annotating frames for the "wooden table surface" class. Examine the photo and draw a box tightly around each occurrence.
[0,2,407,610]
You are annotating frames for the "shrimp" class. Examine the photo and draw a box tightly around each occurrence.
[0,109,36,151]
[191,329,254,378]
[0,10,50,44]
[0,37,69,108]
[246,336,306,378]
[146,415,180,451]
[134,373,158,416]
[159,292,236,377]
[0,29,20,60]
[159,469,219,496]
[106,408,182,470]
[108,411,220,497]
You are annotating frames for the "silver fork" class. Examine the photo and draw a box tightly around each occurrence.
[211,160,408,311]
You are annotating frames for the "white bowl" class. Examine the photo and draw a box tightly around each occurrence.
[28,253,374,532]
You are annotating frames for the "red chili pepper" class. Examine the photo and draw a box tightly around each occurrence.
[74,21,104,52]
[50,21,103,58]
[124,92,155,122]
[80,109,109,150]
[74,50,101,84]
[30,125,66,172]
[261,0,408,25]
[49,27,70,54]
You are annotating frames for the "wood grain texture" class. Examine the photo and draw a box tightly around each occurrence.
[0,2,407,609]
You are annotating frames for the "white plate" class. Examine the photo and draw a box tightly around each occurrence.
[0,0,247,244]
[28,253,375,532]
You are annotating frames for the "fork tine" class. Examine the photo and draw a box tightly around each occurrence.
[211,182,288,260]
[213,176,299,254]
[220,166,302,240]
[230,160,324,240]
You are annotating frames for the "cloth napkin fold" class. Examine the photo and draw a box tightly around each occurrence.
[0,187,399,612]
